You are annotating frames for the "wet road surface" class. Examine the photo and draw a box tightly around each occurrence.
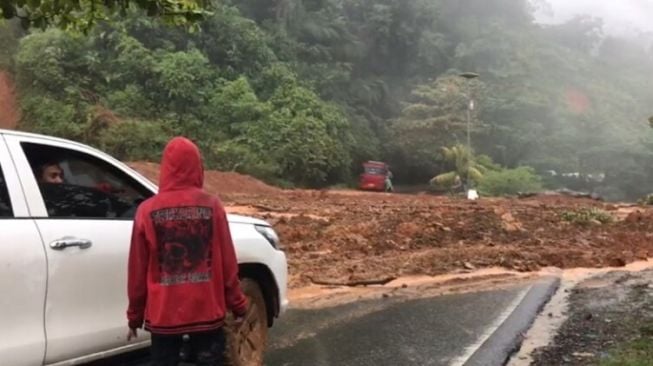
[266,284,532,366]
[87,277,558,366]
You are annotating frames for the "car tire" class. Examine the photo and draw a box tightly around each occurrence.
[225,278,269,366]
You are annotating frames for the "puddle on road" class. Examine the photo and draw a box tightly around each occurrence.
[508,259,653,366]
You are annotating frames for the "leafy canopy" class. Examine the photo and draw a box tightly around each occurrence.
[0,0,210,30]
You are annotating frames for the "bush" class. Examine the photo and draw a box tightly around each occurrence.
[478,166,543,197]
[210,140,280,182]
[19,94,82,139]
[561,208,614,225]
[639,194,653,206]
[96,119,169,161]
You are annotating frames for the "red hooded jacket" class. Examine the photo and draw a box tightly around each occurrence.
[127,137,248,335]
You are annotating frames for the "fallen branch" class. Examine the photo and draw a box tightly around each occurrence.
[308,276,397,287]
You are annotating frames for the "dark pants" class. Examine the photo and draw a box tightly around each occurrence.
[151,328,225,366]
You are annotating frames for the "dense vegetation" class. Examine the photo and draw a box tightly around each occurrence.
[2,0,653,200]
[0,0,208,30]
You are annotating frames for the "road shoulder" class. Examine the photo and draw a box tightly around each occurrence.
[460,276,560,366]
[530,269,653,365]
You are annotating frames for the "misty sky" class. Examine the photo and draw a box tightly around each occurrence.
[536,0,653,35]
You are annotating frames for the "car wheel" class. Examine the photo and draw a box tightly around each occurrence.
[225,278,268,366]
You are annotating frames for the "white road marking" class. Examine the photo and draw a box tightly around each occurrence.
[449,285,532,366]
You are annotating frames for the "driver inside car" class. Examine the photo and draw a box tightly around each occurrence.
[35,160,64,184]
[36,160,116,194]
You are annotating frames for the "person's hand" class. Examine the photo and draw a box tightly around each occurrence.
[127,328,138,341]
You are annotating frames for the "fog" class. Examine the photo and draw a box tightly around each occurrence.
[536,0,653,36]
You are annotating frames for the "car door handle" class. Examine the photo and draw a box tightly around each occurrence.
[49,237,93,250]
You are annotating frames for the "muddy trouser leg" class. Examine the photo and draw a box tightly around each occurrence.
[189,328,226,366]
[150,333,183,366]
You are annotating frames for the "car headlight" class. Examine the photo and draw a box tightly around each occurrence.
[255,225,281,249]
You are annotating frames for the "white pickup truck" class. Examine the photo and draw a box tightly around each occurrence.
[0,129,288,366]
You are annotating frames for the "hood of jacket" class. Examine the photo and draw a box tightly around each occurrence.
[159,137,204,192]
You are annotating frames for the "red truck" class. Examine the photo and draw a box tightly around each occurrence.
[359,161,392,192]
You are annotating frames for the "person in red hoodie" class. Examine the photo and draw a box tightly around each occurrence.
[126,137,248,366]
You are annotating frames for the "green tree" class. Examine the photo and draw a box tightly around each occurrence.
[244,81,353,186]
[95,119,169,161]
[388,74,484,181]
[7,0,653,198]
[211,140,281,182]
[0,20,22,69]
[0,0,209,30]
[194,5,276,78]
[430,144,493,189]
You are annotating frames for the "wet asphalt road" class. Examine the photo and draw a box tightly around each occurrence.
[89,278,558,366]
[265,284,531,366]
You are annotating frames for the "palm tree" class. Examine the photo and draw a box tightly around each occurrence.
[430,144,488,190]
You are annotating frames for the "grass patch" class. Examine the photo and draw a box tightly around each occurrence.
[328,183,356,190]
[600,337,653,366]
[560,208,614,225]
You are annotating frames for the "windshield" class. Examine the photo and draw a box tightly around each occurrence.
[364,166,386,175]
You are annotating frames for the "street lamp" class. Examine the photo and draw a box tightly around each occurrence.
[459,72,479,80]
[459,72,479,153]
[459,72,479,200]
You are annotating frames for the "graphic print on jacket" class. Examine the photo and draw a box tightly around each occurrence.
[151,206,214,286]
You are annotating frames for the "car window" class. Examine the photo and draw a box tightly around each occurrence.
[21,142,152,219]
[0,165,13,218]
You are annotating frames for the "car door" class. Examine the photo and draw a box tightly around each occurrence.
[5,134,155,364]
[0,135,47,366]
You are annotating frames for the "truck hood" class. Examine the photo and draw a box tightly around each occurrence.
[227,213,270,226]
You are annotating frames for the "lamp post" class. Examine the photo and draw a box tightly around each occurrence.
[459,72,479,199]
[459,72,479,154]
